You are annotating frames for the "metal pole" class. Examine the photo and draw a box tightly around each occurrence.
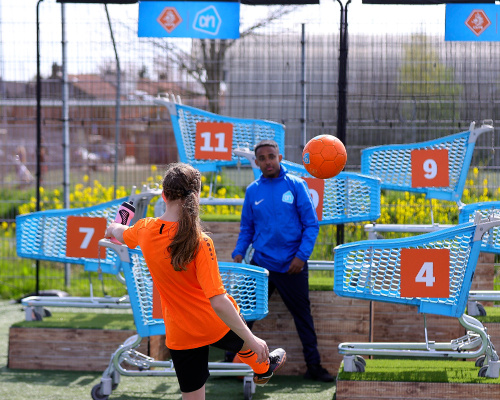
[105,5,120,199]
[301,23,307,148]
[336,0,350,246]
[36,0,44,296]
[61,2,71,287]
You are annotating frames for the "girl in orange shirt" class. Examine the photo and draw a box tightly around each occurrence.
[105,163,286,400]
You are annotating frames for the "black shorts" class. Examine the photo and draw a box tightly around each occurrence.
[168,327,245,393]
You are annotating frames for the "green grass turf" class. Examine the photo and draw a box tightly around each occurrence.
[0,301,336,399]
[201,213,242,222]
[338,359,500,384]
[11,312,135,330]
[475,306,500,323]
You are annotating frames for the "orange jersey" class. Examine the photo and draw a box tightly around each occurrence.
[123,218,239,350]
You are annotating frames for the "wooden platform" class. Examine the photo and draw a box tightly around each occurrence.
[336,380,500,400]
[8,327,168,371]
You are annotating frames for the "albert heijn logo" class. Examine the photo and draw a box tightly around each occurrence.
[157,7,182,34]
[465,9,491,37]
[193,5,222,36]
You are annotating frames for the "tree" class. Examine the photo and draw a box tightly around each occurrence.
[144,6,299,114]
[399,34,462,128]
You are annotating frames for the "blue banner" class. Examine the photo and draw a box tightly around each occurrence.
[138,1,240,39]
[446,4,500,42]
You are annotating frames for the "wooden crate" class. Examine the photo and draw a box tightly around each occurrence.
[8,327,169,372]
[251,291,370,376]
[336,380,500,400]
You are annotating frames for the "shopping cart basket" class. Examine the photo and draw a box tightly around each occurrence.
[88,239,269,400]
[334,213,500,378]
[17,189,160,318]
[361,120,493,204]
[154,95,285,172]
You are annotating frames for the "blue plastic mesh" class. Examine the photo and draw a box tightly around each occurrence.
[459,202,500,254]
[126,249,268,330]
[361,133,468,195]
[282,160,381,224]
[334,224,477,317]
[16,198,126,265]
[174,105,285,169]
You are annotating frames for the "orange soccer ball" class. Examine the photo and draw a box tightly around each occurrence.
[302,135,347,179]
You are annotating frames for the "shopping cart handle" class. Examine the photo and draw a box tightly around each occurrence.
[473,213,500,242]
[98,239,130,263]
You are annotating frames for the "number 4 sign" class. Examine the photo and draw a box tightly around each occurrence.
[400,248,449,298]
[195,122,233,161]
[411,149,449,188]
[66,216,107,259]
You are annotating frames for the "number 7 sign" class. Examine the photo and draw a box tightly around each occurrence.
[400,248,449,298]
[66,216,107,258]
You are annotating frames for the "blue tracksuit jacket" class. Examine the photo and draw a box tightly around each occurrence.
[232,164,319,273]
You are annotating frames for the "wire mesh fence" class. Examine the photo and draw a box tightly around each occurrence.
[1,0,499,298]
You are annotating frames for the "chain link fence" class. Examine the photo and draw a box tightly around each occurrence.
[1,0,499,298]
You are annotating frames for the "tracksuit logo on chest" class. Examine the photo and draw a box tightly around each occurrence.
[282,191,294,204]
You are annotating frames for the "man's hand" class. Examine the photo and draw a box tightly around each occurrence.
[233,254,243,263]
[287,257,305,275]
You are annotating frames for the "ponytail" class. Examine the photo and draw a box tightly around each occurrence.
[162,163,202,271]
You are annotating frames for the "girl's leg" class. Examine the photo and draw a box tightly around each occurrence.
[182,385,205,400]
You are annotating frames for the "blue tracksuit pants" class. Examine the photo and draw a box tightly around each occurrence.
[247,259,321,365]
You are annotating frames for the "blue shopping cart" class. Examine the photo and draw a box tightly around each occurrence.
[16,189,165,318]
[233,147,382,225]
[88,239,269,400]
[334,213,500,378]
[361,120,493,204]
[154,96,285,173]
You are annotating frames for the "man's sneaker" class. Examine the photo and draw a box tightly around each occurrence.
[253,348,287,386]
[304,364,334,382]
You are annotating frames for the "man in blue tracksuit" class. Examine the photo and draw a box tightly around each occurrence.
[231,139,334,382]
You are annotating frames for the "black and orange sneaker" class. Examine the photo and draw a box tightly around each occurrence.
[253,348,287,386]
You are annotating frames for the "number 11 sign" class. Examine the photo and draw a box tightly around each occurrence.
[195,122,233,161]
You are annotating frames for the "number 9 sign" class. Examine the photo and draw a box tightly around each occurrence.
[411,149,449,188]
[303,178,324,221]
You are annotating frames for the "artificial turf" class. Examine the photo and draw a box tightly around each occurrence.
[11,312,135,330]
[338,358,500,384]
[0,301,336,399]
[475,306,500,323]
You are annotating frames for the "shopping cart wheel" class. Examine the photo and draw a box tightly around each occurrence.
[478,365,489,377]
[32,310,43,321]
[354,360,365,373]
[476,303,487,317]
[91,383,109,400]
[475,355,486,368]
[244,380,253,400]
[355,356,366,366]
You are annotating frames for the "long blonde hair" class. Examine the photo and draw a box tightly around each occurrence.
[162,163,202,271]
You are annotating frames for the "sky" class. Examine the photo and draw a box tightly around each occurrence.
[0,0,448,81]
